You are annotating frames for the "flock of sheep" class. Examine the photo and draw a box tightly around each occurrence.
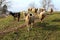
[23,8,52,31]
[9,7,53,31]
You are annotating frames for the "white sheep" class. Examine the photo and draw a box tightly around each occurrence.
[38,9,46,23]
[25,13,35,31]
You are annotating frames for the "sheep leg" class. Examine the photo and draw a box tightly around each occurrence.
[27,25,29,32]
[41,15,45,23]
[18,13,20,22]
[14,16,16,21]
[29,24,32,31]
[18,16,20,22]
[26,23,30,32]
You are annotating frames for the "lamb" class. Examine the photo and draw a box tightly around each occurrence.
[9,11,20,22]
[25,13,35,31]
[38,9,46,23]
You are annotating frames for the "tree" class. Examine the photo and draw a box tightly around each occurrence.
[2,4,7,14]
[0,0,11,17]
[41,0,47,9]
[41,0,54,11]
[0,0,6,15]
[0,0,5,5]
[0,0,11,14]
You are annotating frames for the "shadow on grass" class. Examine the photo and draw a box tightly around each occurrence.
[34,22,48,27]
[34,22,60,31]
[42,25,60,31]
[46,12,54,15]
[52,19,60,22]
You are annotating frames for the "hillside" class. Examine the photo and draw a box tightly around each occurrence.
[0,13,60,40]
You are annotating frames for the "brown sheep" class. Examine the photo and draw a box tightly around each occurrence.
[9,11,20,22]
[48,8,53,14]
[50,8,53,14]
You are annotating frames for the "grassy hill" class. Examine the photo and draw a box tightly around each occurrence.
[0,13,60,40]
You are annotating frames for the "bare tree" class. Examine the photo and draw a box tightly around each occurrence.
[41,0,54,11]
[0,0,6,15]
[0,0,5,5]
[41,0,47,9]
[47,0,51,10]
[0,0,11,13]
[0,0,11,17]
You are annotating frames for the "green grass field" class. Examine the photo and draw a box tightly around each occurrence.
[0,13,60,40]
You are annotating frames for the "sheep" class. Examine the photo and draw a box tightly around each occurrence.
[50,8,53,14]
[28,8,38,13]
[38,8,46,23]
[30,8,39,19]
[28,8,32,12]
[21,11,28,20]
[48,8,53,14]
[25,13,35,31]
[9,11,20,22]
[32,8,35,13]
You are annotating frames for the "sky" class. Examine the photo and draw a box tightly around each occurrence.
[5,0,60,12]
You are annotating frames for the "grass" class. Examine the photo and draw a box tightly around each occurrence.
[0,13,60,40]
[0,16,24,31]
